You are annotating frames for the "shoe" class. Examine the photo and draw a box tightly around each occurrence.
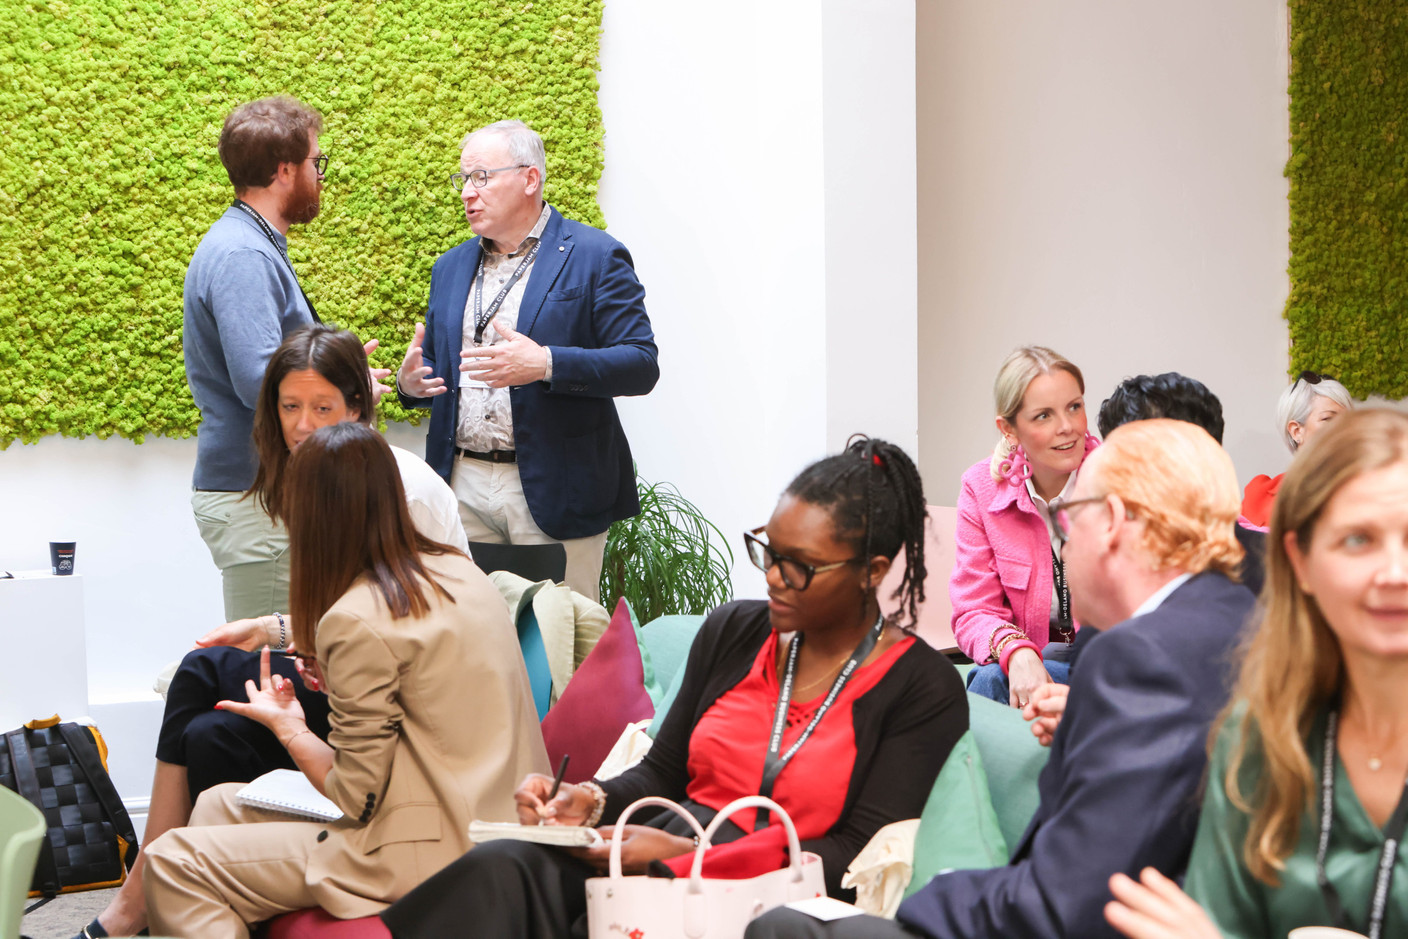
[75,918,108,939]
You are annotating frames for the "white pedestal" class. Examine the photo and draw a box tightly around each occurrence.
[0,571,88,729]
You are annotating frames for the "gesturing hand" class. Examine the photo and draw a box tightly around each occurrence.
[397,323,448,398]
[460,320,547,387]
[1105,868,1224,939]
[1023,682,1069,747]
[362,338,393,404]
[216,649,308,745]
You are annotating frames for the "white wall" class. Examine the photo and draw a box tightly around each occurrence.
[597,0,918,599]
[916,0,1295,502]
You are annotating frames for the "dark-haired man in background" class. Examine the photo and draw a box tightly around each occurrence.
[1096,372,1265,596]
[183,96,386,621]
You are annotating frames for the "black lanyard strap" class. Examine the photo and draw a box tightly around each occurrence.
[755,614,884,831]
[472,241,541,345]
[1051,550,1074,644]
[1316,708,1408,939]
[232,200,320,323]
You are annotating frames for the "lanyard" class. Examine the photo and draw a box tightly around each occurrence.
[1316,709,1408,939]
[471,241,541,345]
[232,200,320,323]
[1050,550,1074,644]
[755,614,884,831]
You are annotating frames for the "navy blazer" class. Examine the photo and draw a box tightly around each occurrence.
[896,572,1255,939]
[399,205,659,540]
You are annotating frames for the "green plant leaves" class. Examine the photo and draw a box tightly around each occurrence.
[1286,2,1408,396]
[601,474,735,624]
[0,0,604,447]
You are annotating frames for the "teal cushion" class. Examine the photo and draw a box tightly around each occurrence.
[642,615,705,739]
[905,731,1008,898]
[515,607,553,721]
[646,655,690,739]
[639,616,704,689]
[967,693,1051,850]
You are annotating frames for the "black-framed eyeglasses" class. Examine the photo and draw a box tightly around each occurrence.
[450,164,529,191]
[1049,494,1109,545]
[744,526,859,591]
[308,154,329,176]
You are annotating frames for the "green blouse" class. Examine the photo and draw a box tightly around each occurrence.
[1185,711,1408,939]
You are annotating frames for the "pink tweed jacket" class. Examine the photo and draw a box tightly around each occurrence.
[949,457,1059,663]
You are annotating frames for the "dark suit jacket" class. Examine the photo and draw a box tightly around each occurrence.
[896,571,1255,939]
[399,205,659,540]
[1234,524,1266,599]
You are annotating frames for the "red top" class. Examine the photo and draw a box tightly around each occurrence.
[1241,473,1282,529]
[663,631,914,879]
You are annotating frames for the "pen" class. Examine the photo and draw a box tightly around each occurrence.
[547,754,570,803]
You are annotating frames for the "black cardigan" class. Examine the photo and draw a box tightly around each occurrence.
[600,599,968,897]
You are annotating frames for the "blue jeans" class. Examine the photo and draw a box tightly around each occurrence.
[966,644,1072,704]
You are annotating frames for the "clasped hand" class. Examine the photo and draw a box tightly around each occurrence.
[1022,682,1069,747]
[512,773,695,873]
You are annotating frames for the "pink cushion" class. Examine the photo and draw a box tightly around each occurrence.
[879,505,958,653]
[258,909,390,939]
[540,597,655,783]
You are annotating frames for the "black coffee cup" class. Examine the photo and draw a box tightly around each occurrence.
[50,542,76,575]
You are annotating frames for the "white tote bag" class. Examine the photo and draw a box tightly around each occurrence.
[585,795,826,939]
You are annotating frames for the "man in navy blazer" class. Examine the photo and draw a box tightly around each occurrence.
[746,420,1255,939]
[396,121,657,598]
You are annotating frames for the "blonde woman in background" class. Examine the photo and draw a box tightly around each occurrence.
[1106,408,1408,939]
[1241,371,1353,527]
[950,346,1099,708]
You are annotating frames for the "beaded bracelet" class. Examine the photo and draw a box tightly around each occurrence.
[580,780,607,828]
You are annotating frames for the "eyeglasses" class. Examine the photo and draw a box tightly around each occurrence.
[450,164,529,191]
[744,526,858,591]
[1296,370,1333,387]
[308,154,328,176]
[1049,494,1109,545]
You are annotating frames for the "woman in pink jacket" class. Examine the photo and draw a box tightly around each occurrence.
[951,346,1099,707]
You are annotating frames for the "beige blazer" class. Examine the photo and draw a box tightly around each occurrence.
[304,552,549,917]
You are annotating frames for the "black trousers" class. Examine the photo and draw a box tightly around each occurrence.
[744,907,926,938]
[154,646,331,802]
[381,839,598,939]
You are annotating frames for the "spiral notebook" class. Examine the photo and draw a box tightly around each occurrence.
[236,769,344,821]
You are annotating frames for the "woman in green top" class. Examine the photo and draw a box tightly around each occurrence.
[1104,408,1408,939]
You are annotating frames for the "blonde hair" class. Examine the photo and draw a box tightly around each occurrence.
[1276,374,1353,453]
[1093,419,1244,577]
[1219,408,1408,884]
[989,345,1085,480]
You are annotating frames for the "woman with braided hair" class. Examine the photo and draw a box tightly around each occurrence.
[381,436,969,938]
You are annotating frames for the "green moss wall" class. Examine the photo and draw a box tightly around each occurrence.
[1286,1,1408,397]
[0,0,604,447]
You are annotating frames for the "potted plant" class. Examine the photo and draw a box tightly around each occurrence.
[599,470,733,623]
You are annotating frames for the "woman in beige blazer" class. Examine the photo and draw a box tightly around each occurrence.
[142,422,548,938]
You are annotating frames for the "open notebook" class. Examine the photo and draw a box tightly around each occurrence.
[469,820,603,847]
[237,769,344,821]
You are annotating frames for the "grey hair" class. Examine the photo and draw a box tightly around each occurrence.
[1276,375,1354,452]
[460,120,547,189]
